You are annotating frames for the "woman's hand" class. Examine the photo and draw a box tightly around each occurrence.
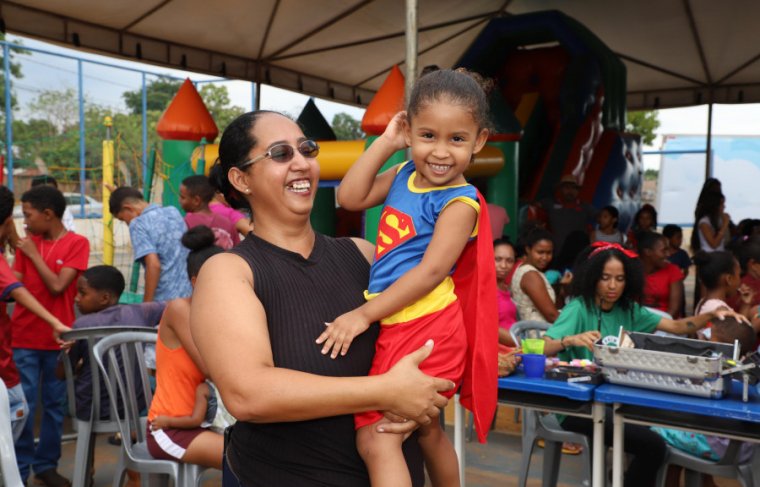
[316,308,371,359]
[498,350,521,377]
[564,331,601,351]
[380,111,410,152]
[382,340,454,426]
[713,307,751,325]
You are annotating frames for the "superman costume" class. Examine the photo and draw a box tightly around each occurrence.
[355,162,498,443]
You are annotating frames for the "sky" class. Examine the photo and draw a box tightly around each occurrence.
[7,33,760,174]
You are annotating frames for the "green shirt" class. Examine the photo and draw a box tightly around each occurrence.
[545,298,662,361]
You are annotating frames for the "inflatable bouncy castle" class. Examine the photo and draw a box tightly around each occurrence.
[457,10,643,231]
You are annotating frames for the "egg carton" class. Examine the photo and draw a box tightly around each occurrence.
[593,332,736,398]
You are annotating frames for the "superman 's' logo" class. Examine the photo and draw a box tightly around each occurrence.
[375,207,416,259]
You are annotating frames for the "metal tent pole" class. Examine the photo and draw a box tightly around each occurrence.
[4,43,13,190]
[405,0,418,103]
[78,60,85,215]
[705,101,713,179]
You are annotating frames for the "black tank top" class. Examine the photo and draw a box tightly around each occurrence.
[227,232,423,487]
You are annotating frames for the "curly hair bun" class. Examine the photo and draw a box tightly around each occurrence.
[181,225,216,252]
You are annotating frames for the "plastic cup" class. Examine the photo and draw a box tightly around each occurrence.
[521,353,546,379]
[522,338,545,354]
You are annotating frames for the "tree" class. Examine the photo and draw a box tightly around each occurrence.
[198,84,244,134]
[0,34,28,114]
[626,110,660,146]
[122,77,182,114]
[331,113,364,140]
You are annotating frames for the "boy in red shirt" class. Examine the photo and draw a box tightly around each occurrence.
[0,185,69,444]
[12,185,90,487]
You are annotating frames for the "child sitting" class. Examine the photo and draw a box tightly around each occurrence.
[179,175,238,249]
[654,316,757,487]
[663,224,690,279]
[591,205,624,245]
[149,380,232,435]
[60,265,165,421]
[316,68,498,487]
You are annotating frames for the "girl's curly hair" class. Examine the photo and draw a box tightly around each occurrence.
[571,246,645,311]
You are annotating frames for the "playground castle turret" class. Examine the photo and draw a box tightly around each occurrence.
[156,79,218,210]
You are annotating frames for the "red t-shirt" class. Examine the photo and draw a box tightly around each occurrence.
[11,232,90,350]
[0,255,23,387]
[643,263,683,314]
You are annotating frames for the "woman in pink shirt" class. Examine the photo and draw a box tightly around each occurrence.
[494,238,518,350]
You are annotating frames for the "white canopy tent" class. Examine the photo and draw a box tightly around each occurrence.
[4,0,760,110]
[4,0,760,176]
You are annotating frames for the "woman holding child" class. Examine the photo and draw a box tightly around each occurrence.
[543,241,748,486]
[190,110,451,486]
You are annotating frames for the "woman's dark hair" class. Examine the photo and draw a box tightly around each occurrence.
[571,246,645,311]
[493,237,515,252]
[210,110,282,210]
[407,68,492,131]
[736,239,760,274]
[632,204,658,231]
[695,178,722,216]
[182,226,224,278]
[692,250,736,290]
[636,231,665,256]
[691,191,725,252]
[600,205,619,229]
[520,228,554,250]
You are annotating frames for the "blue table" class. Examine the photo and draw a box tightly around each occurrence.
[496,374,606,487]
[595,381,760,487]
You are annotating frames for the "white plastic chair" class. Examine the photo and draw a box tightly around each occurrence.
[61,326,155,487]
[93,331,207,487]
[510,320,593,487]
[0,381,24,487]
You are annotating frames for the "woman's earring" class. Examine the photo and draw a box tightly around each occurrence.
[245,189,251,193]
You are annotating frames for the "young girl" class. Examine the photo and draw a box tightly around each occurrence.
[146,226,225,469]
[692,251,756,333]
[316,69,497,487]
[591,205,624,244]
[542,241,747,486]
[691,191,730,253]
[638,231,684,318]
[511,228,571,323]
[626,203,657,250]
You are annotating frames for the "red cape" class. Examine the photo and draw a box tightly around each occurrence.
[452,190,499,443]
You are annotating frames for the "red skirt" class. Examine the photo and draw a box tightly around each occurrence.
[354,300,467,429]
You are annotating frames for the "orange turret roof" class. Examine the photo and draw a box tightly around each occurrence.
[157,78,219,141]
[361,65,405,136]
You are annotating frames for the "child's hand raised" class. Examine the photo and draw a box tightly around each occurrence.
[316,309,371,359]
[739,284,755,305]
[380,111,410,152]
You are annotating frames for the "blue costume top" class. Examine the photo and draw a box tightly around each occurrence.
[367,162,479,323]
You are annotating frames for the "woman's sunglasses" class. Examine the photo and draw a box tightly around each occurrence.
[239,139,319,169]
